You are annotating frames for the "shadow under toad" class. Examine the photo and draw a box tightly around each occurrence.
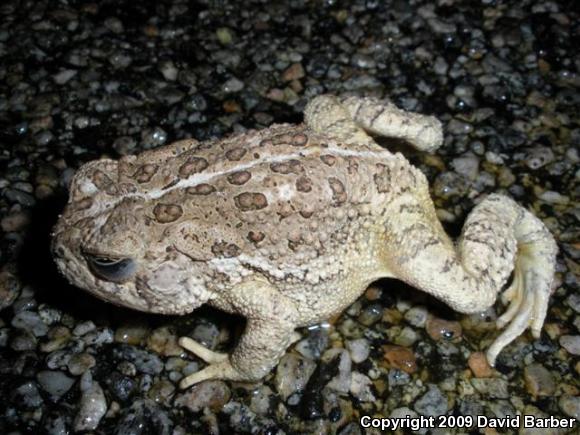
[15,194,132,324]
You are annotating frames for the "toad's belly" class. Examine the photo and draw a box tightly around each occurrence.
[279,270,384,326]
[274,244,388,326]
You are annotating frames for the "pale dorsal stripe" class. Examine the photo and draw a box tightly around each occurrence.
[133,146,394,201]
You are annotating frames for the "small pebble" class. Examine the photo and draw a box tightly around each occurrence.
[558,395,580,420]
[447,119,473,135]
[393,326,419,347]
[1,211,30,232]
[46,349,72,369]
[295,328,329,360]
[72,321,96,337]
[471,378,509,399]
[223,77,244,93]
[74,381,107,431]
[345,338,370,364]
[382,345,417,374]
[426,315,462,342]
[106,372,137,402]
[67,352,96,376]
[53,69,77,85]
[141,127,168,148]
[147,379,176,405]
[468,352,494,378]
[451,152,479,180]
[83,327,114,346]
[414,385,448,417]
[0,267,21,310]
[104,17,124,34]
[37,305,62,325]
[357,303,383,326]
[109,52,132,69]
[349,372,375,402]
[404,306,428,328]
[112,136,137,155]
[190,321,220,350]
[147,327,182,356]
[114,323,149,345]
[537,190,570,205]
[4,188,35,206]
[12,381,43,408]
[433,172,469,199]
[114,400,172,434]
[159,60,178,81]
[174,380,230,412]
[524,363,556,396]
[112,344,163,375]
[567,293,580,313]
[12,311,48,337]
[525,146,555,169]
[216,27,233,45]
[249,386,274,415]
[275,353,316,400]
[36,370,75,401]
[40,326,72,352]
[559,335,580,355]
[388,369,411,387]
[282,63,305,82]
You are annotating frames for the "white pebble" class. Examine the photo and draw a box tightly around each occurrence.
[346,338,370,363]
[74,382,107,431]
[537,190,569,205]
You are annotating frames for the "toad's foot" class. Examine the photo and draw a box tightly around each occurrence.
[178,337,232,389]
[304,94,443,152]
[178,337,228,364]
[486,216,557,365]
[179,360,239,389]
[178,337,244,389]
[382,194,557,368]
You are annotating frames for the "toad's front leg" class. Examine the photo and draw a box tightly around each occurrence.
[179,279,298,389]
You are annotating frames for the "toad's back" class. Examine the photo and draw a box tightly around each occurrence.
[113,124,426,283]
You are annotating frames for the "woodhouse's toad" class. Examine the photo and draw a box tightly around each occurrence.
[52,95,557,388]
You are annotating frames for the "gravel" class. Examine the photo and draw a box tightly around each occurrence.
[0,0,577,432]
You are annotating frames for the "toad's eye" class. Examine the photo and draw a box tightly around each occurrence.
[85,254,136,283]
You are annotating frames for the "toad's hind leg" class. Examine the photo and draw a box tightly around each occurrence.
[304,95,443,152]
[383,194,557,366]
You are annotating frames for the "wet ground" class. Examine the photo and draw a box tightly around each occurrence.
[0,0,578,434]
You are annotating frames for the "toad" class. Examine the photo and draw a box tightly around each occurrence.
[52,95,557,388]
